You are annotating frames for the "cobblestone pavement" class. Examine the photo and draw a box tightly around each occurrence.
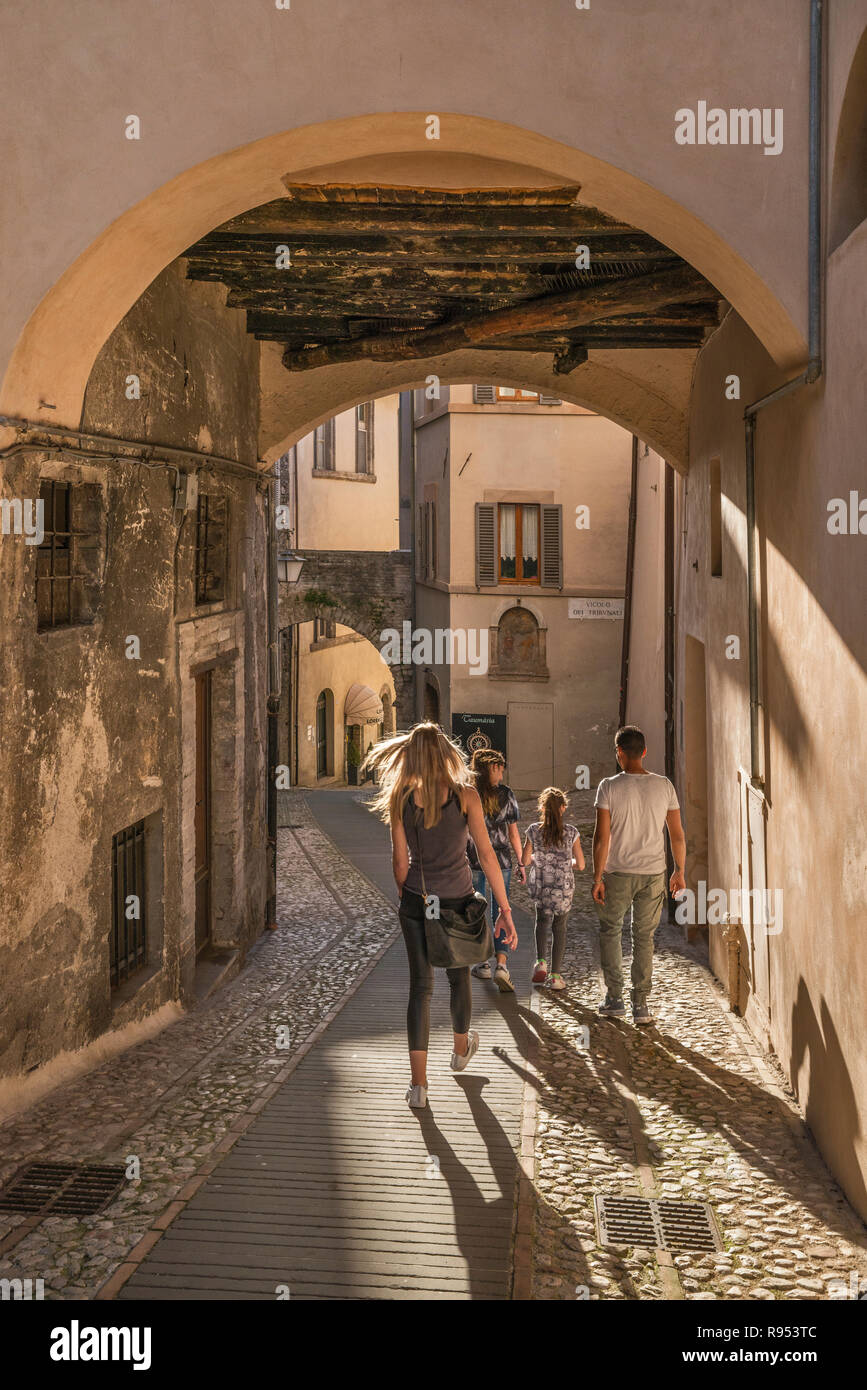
[0,792,399,1299]
[1,789,865,1301]
[511,793,867,1301]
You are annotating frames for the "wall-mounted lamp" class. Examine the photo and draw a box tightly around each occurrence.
[277,552,305,584]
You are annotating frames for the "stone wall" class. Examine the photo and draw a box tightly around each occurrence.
[0,263,266,1083]
[278,548,414,728]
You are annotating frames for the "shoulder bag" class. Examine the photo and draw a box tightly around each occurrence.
[414,803,494,969]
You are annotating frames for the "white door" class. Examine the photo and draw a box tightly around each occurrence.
[507,701,554,793]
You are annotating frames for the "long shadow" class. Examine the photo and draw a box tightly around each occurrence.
[487,980,867,1254]
[411,1076,515,1300]
[790,979,867,1221]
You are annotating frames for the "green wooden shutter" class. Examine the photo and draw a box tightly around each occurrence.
[475,502,497,586]
[540,504,562,588]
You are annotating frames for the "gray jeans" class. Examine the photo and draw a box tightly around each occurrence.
[534,906,569,975]
[594,870,667,1003]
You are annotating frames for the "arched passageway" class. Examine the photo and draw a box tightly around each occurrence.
[2,68,866,1240]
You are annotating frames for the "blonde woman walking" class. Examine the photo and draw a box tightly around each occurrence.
[362,723,518,1109]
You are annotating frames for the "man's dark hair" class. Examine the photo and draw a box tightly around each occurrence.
[615,725,646,759]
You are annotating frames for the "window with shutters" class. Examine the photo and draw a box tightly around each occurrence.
[355,402,374,473]
[422,487,438,580]
[417,503,427,579]
[476,502,562,589]
[195,491,228,606]
[428,501,437,579]
[36,478,103,631]
[314,418,335,471]
[495,387,540,402]
[499,503,539,583]
[312,617,336,643]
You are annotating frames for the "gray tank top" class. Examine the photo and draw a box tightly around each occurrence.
[402,790,474,899]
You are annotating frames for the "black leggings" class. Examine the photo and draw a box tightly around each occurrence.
[398,907,472,1051]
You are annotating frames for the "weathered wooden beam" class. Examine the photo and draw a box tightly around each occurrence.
[224,279,550,310]
[280,265,713,371]
[186,232,675,265]
[279,183,585,207]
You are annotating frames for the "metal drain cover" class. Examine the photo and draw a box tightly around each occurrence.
[0,1161,127,1217]
[595,1195,721,1252]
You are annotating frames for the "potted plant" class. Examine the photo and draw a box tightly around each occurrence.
[346,737,362,785]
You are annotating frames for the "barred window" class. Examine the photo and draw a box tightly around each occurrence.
[111,819,147,988]
[195,492,228,605]
[36,478,102,631]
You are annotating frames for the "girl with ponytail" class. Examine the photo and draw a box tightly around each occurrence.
[521,787,584,990]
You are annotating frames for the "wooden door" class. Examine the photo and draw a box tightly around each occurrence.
[194,671,212,956]
[507,701,554,793]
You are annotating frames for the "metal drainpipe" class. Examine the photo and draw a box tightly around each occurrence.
[618,435,639,729]
[742,0,824,786]
[265,476,280,930]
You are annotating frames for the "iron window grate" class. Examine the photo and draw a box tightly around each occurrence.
[0,1161,127,1217]
[595,1195,721,1253]
[36,478,102,630]
[111,819,147,988]
[195,491,228,604]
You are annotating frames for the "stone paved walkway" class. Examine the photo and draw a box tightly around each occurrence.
[0,793,399,1297]
[0,788,865,1300]
[511,795,867,1301]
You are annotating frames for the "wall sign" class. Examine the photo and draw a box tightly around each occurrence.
[452,713,508,762]
[568,597,625,621]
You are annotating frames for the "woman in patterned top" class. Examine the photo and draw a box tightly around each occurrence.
[522,787,585,991]
[467,748,525,993]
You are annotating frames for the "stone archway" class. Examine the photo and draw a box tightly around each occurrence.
[278,548,414,729]
[1,112,804,441]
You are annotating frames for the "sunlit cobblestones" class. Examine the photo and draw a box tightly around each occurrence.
[1,790,864,1301]
[513,799,867,1301]
[0,792,398,1299]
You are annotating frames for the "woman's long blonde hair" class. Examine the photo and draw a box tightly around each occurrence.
[362,722,474,828]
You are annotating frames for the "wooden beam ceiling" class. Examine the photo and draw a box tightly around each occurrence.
[183,184,722,374]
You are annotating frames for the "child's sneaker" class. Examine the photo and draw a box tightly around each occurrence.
[471,960,492,980]
[532,958,548,984]
[548,973,566,991]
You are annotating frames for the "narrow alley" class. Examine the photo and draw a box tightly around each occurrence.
[2,792,863,1303]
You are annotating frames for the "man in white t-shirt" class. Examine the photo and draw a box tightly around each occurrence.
[591,725,686,1024]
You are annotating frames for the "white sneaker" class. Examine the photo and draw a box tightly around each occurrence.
[494,963,515,993]
[471,961,492,980]
[406,1083,428,1108]
[450,1030,480,1072]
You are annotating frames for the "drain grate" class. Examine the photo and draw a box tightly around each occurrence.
[0,1162,127,1217]
[595,1195,721,1252]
